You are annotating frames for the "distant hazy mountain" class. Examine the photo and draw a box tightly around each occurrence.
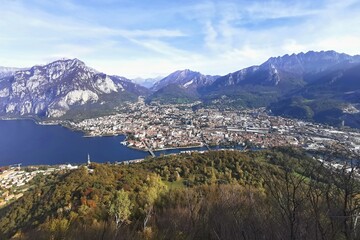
[148,69,217,103]
[152,69,217,91]
[0,66,26,79]
[132,76,163,89]
[0,59,149,119]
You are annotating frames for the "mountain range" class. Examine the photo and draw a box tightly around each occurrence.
[0,59,148,119]
[1,50,360,127]
[0,67,24,79]
[147,51,360,128]
[148,69,218,104]
[132,76,162,88]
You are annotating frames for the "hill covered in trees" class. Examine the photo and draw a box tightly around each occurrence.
[0,148,359,240]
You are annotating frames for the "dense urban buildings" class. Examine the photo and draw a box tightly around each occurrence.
[67,98,360,153]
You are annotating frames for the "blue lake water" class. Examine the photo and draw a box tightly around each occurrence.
[0,120,150,166]
[0,120,243,166]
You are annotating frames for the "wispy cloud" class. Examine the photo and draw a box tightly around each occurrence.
[0,0,359,78]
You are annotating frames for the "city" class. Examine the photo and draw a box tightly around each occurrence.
[67,98,360,154]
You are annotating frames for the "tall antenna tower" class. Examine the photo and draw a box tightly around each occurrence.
[87,154,91,165]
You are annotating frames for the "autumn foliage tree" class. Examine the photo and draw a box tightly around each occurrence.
[109,189,132,229]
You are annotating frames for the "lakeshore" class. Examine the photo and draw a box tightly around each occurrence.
[2,101,360,167]
[0,119,148,167]
[0,119,246,167]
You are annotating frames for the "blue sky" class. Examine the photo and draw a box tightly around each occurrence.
[1,0,360,78]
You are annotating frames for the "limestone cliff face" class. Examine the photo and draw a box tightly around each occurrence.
[0,59,148,118]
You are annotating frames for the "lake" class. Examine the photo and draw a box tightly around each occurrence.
[0,119,150,166]
[0,120,236,166]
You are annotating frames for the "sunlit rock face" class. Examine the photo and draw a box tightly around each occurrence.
[0,59,148,118]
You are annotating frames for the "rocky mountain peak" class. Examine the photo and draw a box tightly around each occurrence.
[210,50,360,92]
[0,59,148,119]
[152,69,216,91]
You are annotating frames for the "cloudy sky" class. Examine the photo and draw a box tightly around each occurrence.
[1,0,360,78]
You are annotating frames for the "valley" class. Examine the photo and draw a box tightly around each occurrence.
[1,51,360,128]
[2,1,360,239]
[1,50,360,165]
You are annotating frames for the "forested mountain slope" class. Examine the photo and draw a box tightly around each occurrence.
[0,148,359,240]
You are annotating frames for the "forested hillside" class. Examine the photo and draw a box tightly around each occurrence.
[0,148,359,240]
